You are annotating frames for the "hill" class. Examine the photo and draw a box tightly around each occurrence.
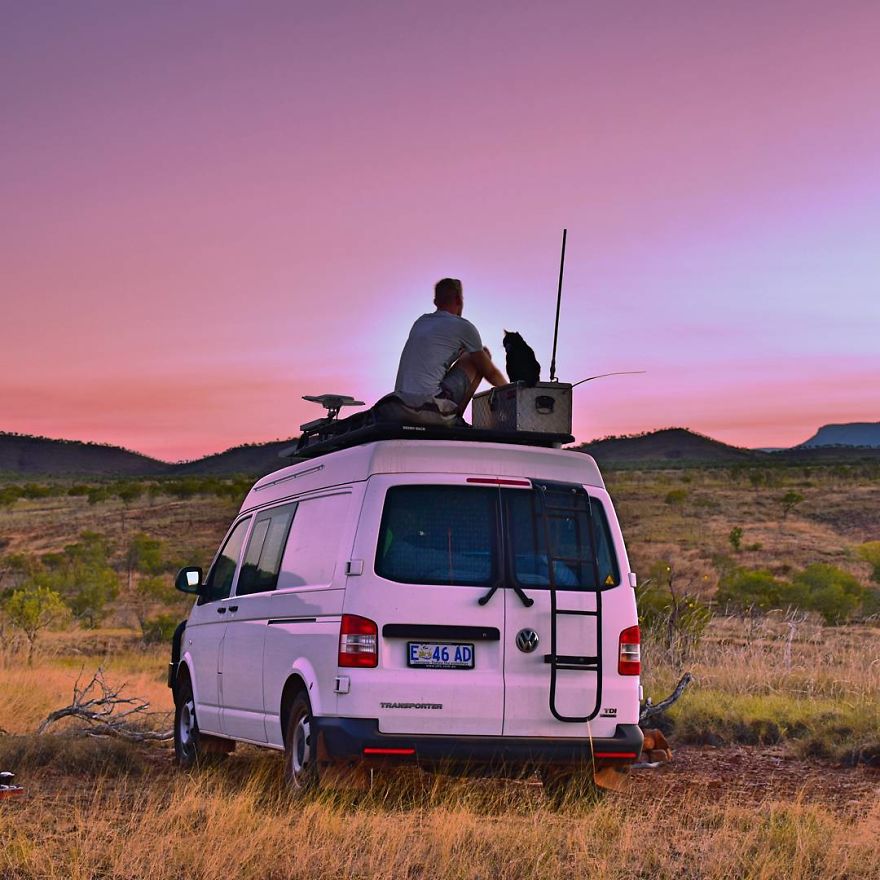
[800,422,880,448]
[0,432,168,477]
[171,439,298,476]
[573,428,756,467]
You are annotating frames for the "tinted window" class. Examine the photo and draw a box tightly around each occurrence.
[506,485,619,590]
[375,483,619,591]
[376,486,496,586]
[237,503,296,596]
[203,517,251,602]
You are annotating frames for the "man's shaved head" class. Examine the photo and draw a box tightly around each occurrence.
[434,278,463,308]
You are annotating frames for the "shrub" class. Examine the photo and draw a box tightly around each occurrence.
[728,527,743,553]
[856,542,880,584]
[718,564,869,624]
[141,613,181,645]
[717,568,786,612]
[784,564,865,625]
[664,489,688,506]
[637,561,712,663]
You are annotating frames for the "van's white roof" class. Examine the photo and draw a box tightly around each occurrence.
[241,440,603,512]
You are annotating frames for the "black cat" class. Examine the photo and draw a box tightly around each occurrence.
[503,330,541,386]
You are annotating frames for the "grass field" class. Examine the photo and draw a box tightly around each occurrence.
[1,463,878,878]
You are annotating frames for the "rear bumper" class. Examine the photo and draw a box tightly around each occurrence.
[313,717,643,769]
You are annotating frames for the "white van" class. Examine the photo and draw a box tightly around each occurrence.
[169,432,642,798]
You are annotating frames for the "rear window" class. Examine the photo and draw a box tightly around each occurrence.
[376,483,619,590]
[376,486,496,586]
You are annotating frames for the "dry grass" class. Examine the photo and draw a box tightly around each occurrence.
[1,756,879,880]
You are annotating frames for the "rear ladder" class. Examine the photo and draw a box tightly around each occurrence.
[535,483,604,723]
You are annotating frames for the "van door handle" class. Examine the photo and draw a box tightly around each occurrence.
[216,607,227,614]
[228,606,238,613]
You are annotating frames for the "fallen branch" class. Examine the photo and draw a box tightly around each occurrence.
[37,668,173,742]
[640,672,694,725]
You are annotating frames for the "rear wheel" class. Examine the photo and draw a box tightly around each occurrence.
[174,676,201,769]
[283,692,320,794]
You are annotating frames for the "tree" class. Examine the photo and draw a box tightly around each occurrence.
[779,491,804,521]
[116,483,144,534]
[4,585,69,665]
[39,532,119,629]
[124,533,174,635]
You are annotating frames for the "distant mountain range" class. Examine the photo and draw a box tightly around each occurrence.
[1,423,878,478]
[799,422,880,449]
[0,432,297,478]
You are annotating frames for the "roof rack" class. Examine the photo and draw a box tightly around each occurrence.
[279,408,573,462]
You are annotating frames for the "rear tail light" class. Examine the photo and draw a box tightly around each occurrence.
[339,614,378,668]
[618,625,641,675]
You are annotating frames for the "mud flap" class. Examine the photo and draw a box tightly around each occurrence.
[593,765,631,792]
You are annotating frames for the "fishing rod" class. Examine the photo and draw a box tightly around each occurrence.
[571,371,646,388]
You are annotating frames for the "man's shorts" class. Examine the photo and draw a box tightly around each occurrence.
[437,365,470,407]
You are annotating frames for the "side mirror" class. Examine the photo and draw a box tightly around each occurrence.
[175,566,203,595]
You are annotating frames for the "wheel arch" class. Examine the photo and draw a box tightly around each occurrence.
[280,673,309,738]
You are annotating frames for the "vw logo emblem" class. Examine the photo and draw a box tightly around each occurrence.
[516,629,539,653]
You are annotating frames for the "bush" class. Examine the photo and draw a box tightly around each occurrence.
[728,527,743,552]
[717,569,786,612]
[664,489,688,506]
[718,564,870,624]
[784,564,864,625]
[638,561,712,663]
[856,542,880,584]
[141,613,181,645]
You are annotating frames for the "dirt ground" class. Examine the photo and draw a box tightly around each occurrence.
[629,744,880,810]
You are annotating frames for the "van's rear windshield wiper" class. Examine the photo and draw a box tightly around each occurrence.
[478,584,534,608]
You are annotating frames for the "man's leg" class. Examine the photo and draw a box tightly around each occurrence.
[447,352,483,415]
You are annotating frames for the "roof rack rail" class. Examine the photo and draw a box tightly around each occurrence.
[279,408,574,462]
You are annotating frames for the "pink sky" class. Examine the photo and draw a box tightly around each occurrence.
[2,1,878,461]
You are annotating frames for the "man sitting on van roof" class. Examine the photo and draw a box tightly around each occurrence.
[394,278,507,417]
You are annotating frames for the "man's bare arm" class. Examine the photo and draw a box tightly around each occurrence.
[471,349,507,387]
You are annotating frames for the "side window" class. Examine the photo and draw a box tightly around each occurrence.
[278,494,351,588]
[203,517,251,603]
[237,502,296,596]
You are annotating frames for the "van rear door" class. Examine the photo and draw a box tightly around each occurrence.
[345,477,505,736]
[501,483,622,738]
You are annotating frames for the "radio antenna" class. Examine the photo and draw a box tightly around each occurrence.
[549,228,567,382]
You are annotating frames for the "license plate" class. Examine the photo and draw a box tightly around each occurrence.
[407,642,474,669]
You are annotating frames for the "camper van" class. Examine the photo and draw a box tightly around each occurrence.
[169,427,642,798]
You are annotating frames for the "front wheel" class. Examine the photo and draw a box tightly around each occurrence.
[283,692,320,794]
[174,676,201,769]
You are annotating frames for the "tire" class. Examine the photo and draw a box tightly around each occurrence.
[174,675,202,769]
[283,691,320,794]
[540,767,604,807]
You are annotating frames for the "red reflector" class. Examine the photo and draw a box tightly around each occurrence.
[466,477,531,486]
[363,747,415,756]
[593,752,638,759]
[618,625,641,676]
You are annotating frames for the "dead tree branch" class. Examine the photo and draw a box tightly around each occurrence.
[37,668,173,742]
[640,672,694,725]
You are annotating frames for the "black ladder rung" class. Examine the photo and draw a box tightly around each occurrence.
[555,608,598,616]
[544,654,599,667]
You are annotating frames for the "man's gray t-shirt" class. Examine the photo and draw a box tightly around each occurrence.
[394,311,483,404]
